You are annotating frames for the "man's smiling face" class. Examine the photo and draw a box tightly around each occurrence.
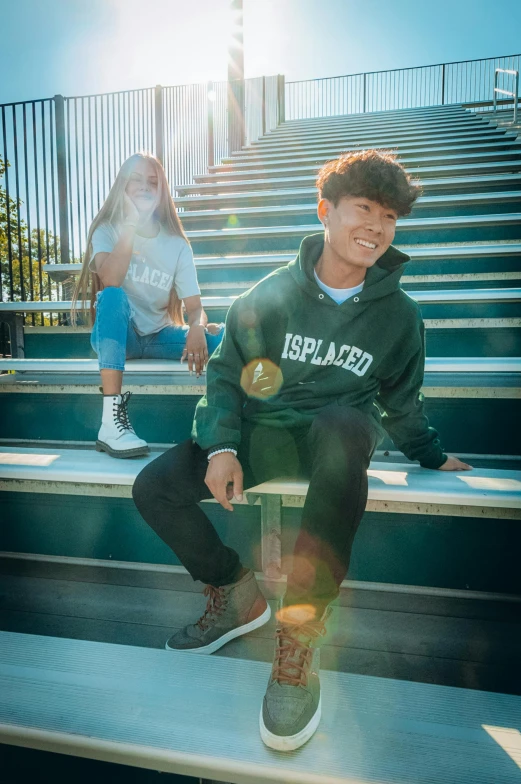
[319,195,398,270]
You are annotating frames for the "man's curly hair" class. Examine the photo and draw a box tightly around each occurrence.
[316,149,421,217]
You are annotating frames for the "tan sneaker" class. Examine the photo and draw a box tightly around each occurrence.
[165,569,271,654]
[260,605,330,751]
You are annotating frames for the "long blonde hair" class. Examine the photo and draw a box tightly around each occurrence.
[72,152,189,326]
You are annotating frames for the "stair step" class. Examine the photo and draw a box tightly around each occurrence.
[1,446,520,515]
[223,132,519,164]
[206,144,521,180]
[176,162,521,195]
[2,631,520,784]
[35,242,521,289]
[195,150,521,184]
[3,288,520,314]
[238,127,512,156]
[175,174,521,209]
[2,357,519,373]
[175,192,521,229]
[215,141,521,172]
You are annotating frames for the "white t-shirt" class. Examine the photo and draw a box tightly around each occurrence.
[314,269,364,304]
[90,223,200,336]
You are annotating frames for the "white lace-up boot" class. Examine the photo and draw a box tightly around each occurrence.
[96,392,149,458]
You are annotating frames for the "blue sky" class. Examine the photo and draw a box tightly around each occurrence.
[1,0,521,104]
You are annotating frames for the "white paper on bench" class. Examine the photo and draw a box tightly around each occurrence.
[1,632,521,784]
[1,448,520,509]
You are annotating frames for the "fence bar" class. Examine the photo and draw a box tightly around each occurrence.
[54,94,70,264]
[261,76,266,136]
[276,74,285,125]
[207,81,215,168]
[154,84,163,164]
[1,106,15,300]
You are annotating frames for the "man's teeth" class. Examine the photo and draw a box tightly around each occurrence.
[355,239,376,249]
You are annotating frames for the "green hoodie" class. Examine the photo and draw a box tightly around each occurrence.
[193,233,447,469]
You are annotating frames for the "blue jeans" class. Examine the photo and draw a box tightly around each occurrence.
[91,287,224,371]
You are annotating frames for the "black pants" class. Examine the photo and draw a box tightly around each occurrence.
[133,404,382,612]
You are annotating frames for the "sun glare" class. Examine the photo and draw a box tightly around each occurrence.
[0,453,60,467]
[99,0,235,91]
[482,726,521,768]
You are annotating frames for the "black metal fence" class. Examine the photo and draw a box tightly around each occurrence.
[1,98,59,324]
[1,53,520,330]
[0,76,282,325]
[285,53,521,119]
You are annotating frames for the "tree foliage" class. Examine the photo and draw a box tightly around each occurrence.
[1,155,61,303]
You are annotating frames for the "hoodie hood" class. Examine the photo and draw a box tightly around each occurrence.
[288,232,410,307]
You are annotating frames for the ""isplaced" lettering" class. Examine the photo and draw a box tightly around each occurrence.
[281,333,373,377]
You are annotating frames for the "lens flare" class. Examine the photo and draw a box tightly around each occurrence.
[241,358,283,399]
[276,604,318,624]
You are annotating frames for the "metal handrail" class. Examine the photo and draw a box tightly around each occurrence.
[287,53,521,84]
[493,68,519,124]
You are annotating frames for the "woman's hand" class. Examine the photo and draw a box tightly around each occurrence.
[123,192,141,227]
[437,455,473,471]
[181,324,209,377]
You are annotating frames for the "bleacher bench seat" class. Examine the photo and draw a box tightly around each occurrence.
[1,446,520,577]
[1,631,520,783]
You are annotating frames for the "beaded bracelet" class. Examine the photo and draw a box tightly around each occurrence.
[207,447,238,462]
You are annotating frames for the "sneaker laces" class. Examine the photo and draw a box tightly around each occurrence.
[272,618,328,688]
[196,585,228,631]
[113,391,135,434]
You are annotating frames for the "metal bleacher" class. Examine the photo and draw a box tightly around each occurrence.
[1,103,521,783]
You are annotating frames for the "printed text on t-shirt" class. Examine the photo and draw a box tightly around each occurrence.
[126,262,173,291]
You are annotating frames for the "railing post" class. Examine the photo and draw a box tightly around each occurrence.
[441,63,446,105]
[261,76,266,136]
[362,73,367,113]
[515,70,519,125]
[154,84,164,165]
[276,74,285,126]
[227,0,245,154]
[227,80,245,156]
[207,81,214,168]
[53,94,70,265]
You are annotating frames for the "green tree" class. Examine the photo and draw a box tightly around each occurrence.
[1,155,61,305]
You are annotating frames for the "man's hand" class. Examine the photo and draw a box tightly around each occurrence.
[182,324,209,377]
[205,452,243,511]
[437,455,473,471]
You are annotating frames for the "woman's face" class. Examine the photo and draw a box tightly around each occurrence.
[125,159,159,213]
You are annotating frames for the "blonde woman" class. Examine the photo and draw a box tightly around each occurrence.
[72,153,223,458]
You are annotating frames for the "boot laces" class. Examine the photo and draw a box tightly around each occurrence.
[196,585,228,631]
[272,618,327,688]
[114,391,135,434]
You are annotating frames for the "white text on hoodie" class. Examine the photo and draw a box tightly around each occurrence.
[281,333,373,377]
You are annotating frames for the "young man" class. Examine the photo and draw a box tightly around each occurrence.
[133,150,472,751]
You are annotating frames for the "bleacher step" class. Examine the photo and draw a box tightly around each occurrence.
[2,631,520,784]
[39,242,521,279]
[174,174,521,208]
[1,447,520,519]
[222,133,520,164]
[1,357,519,373]
[197,149,521,183]
[176,162,521,195]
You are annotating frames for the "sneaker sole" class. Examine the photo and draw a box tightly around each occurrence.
[95,440,150,459]
[165,603,272,655]
[259,696,322,752]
